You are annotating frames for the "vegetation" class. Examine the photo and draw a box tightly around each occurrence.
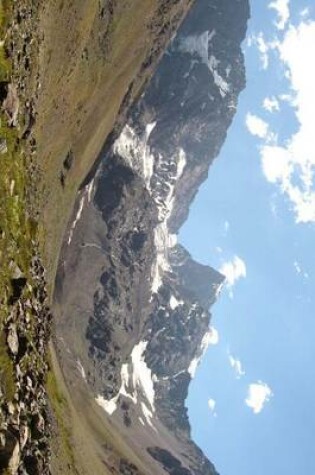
[0,0,36,400]
[0,0,12,76]
[0,118,35,297]
[0,331,14,400]
[46,364,78,474]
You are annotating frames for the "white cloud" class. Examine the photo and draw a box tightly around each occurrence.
[208,398,217,417]
[263,96,280,113]
[228,354,245,379]
[252,32,271,69]
[294,260,309,279]
[300,7,310,19]
[269,0,290,30]
[188,328,219,378]
[246,113,277,145]
[246,113,270,139]
[220,256,246,298]
[260,145,292,183]
[253,20,315,224]
[246,382,273,414]
[207,327,219,346]
[278,92,295,105]
[294,260,302,274]
[275,21,315,222]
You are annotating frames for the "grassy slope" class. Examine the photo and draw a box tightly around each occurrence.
[0,0,36,402]
[0,1,195,472]
[35,0,192,294]
[37,1,193,473]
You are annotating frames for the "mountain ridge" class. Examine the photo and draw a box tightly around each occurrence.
[53,0,250,473]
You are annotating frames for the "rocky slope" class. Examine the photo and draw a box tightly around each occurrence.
[34,0,194,287]
[0,2,53,474]
[1,1,197,474]
[54,0,250,473]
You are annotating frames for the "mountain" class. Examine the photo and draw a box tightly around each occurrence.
[34,0,194,287]
[1,2,197,474]
[53,0,250,473]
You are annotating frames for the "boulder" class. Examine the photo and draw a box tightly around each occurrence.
[20,424,29,450]
[2,83,20,127]
[9,261,24,280]
[7,324,19,356]
[0,138,7,154]
[8,440,20,474]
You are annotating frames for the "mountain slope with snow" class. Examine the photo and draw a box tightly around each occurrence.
[53,0,250,473]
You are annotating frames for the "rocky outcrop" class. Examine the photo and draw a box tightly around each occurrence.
[0,255,52,475]
[55,0,250,473]
[0,3,53,473]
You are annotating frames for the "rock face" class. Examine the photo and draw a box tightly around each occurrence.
[55,0,250,473]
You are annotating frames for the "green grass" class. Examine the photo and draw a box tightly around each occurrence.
[0,2,11,80]
[0,47,10,81]
[0,4,78,470]
[0,1,11,33]
[0,331,15,400]
[0,1,34,303]
[46,365,78,472]
[0,0,37,401]
[0,131,33,401]
[0,117,35,306]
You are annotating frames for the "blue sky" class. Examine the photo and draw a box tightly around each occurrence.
[181,1,315,474]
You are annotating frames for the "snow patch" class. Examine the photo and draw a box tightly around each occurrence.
[179,30,215,64]
[95,341,157,430]
[76,360,87,381]
[188,357,200,379]
[151,223,174,294]
[113,124,155,190]
[131,341,155,409]
[208,55,230,97]
[188,327,219,378]
[141,402,155,430]
[87,178,95,202]
[68,177,96,245]
[113,124,187,297]
[150,149,187,293]
[146,122,156,138]
[177,148,186,179]
[169,295,183,310]
[153,148,187,222]
[139,417,145,426]
[179,31,229,96]
[68,194,85,245]
[96,394,118,415]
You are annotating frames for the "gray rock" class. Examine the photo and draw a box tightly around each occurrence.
[20,424,29,450]
[2,83,20,127]
[7,401,15,415]
[9,261,24,280]
[0,137,7,154]
[7,323,19,356]
[8,440,20,474]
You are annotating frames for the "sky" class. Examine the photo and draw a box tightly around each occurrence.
[180,1,315,474]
